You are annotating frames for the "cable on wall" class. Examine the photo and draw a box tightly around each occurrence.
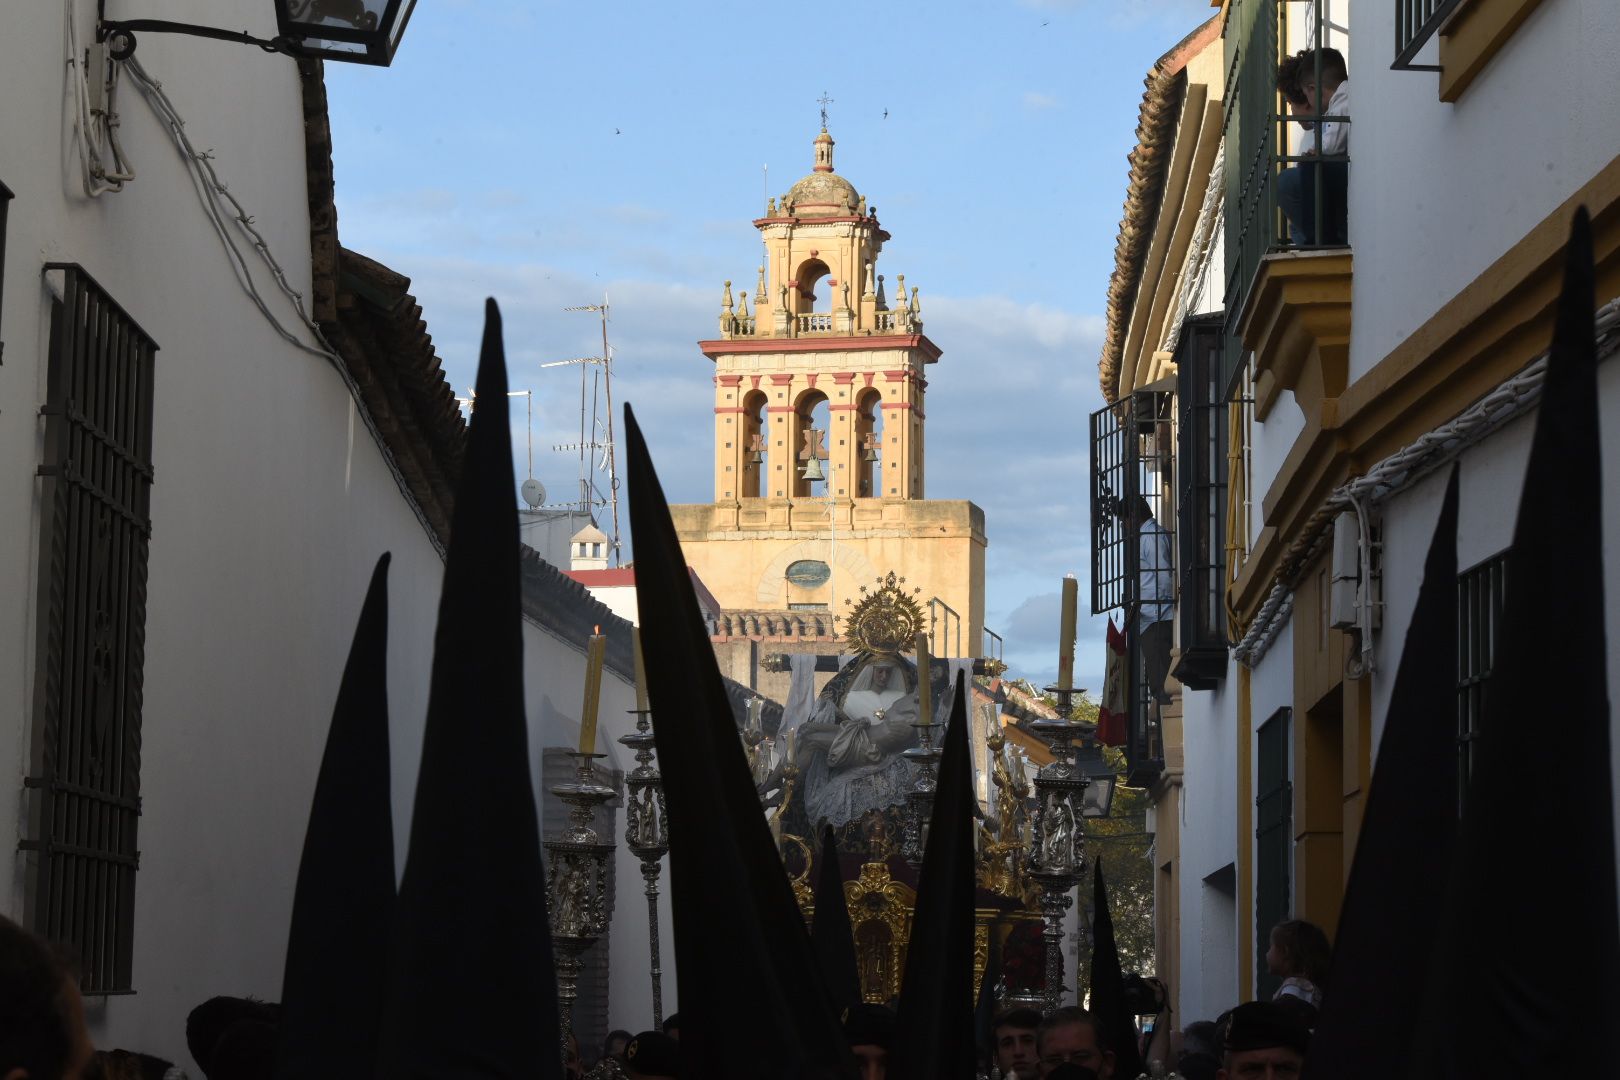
[100,43,447,556]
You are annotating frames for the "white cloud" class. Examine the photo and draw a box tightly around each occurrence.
[1023,91,1060,111]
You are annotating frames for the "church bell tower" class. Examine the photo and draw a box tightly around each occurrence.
[670,128,986,659]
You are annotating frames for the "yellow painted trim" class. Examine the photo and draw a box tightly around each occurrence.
[1235,251,1354,423]
[1229,153,1620,636]
[1236,664,1254,998]
[1439,0,1548,103]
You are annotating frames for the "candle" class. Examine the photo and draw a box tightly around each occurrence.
[783,727,796,766]
[1057,574,1078,693]
[632,626,649,712]
[914,631,933,730]
[579,625,607,753]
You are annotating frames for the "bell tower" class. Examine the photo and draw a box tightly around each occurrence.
[710,127,935,503]
[671,129,985,658]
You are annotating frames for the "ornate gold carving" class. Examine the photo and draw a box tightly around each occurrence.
[844,861,916,1003]
[842,571,925,657]
[782,833,815,918]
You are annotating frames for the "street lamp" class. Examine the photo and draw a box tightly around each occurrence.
[1073,737,1118,819]
[98,0,418,66]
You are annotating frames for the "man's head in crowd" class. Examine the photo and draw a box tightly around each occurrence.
[602,1029,632,1063]
[0,916,94,1080]
[1036,1007,1114,1079]
[184,997,279,1080]
[1217,1001,1309,1080]
[660,1012,681,1042]
[842,1003,895,1080]
[992,1006,1041,1077]
[622,1031,680,1080]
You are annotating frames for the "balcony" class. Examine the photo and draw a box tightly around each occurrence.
[716,299,923,341]
[1224,1,1350,348]
[1222,0,1352,423]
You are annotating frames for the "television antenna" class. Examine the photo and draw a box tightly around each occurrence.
[456,387,541,510]
[538,294,622,563]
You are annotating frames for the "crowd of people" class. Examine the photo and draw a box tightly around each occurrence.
[4,904,1330,1080]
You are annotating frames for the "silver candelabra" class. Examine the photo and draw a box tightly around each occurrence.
[1026,688,1091,1015]
[901,701,943,869]
[619,707,670,1027]
[544,751,617,1052]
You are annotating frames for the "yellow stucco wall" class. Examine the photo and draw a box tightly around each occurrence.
[671,497,986,657]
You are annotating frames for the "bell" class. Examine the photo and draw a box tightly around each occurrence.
[863,446,879,463]
[800,456,827,483]
[749,449,765,464]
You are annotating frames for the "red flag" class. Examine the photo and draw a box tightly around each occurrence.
[1098,618,1128,746]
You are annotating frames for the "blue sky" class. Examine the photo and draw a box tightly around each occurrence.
[323,0,1219,691]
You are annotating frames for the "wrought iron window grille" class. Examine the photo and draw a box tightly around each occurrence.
[1393,0,1469,71]
[1457,550,1507,818]
[1090,382,1175,786]
[22,264,158,994]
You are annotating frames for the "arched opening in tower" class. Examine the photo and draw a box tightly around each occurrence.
[854,387,885,497]
[792,388,830,499]
[793,258,831,314]
[741,389,768,498]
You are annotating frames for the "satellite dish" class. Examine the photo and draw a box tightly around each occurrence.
[521,478,546,509]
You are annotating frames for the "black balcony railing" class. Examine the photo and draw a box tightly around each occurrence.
[1393,0,1466,71]
[1222,0,1350,396]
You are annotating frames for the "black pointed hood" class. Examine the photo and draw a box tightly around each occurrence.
[275,554,395,1080]
[891,675,977,1080]
[1303,469,1458,1078]
[376,299,561,1078]
[625,405,849,1079]
[1409,209,1618,1076]
[812,825,861,1011]
[1089,859,1143,1079]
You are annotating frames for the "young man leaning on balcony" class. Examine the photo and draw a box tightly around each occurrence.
[1276,47,1350,247]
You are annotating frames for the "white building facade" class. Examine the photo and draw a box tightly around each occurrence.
[1095,0,1620,1024]
[1,2,666,1069]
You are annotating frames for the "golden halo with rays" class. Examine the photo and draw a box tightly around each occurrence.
[842,571,925,656]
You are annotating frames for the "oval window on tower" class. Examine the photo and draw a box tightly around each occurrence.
[785,559,832,589]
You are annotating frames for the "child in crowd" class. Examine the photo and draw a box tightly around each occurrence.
[1265,919,1331,1010]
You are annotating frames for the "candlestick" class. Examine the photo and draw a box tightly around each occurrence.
[1057,574,1078,694]
[632,626,649,713]
[579,627,606,754]
[914,630,932,730]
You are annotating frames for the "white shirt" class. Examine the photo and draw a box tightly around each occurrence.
[1297,80,1350,158]
[1137,519,1174,631]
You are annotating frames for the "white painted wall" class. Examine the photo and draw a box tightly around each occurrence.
[1176,661,1240,1023]
[0,2,670,1068]
[1347,0,1620,381]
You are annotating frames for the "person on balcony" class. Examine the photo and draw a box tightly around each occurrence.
[1122,497,1174,720]
[1276,47,1350,247]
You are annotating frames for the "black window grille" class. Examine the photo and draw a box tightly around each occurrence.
[1255,707,1292,1001]
[1089,381,1174,786]
[1393,0,1465,71]
[1175,315,1229,690]
[22,265,157,994]
[1457,550,1508,818]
